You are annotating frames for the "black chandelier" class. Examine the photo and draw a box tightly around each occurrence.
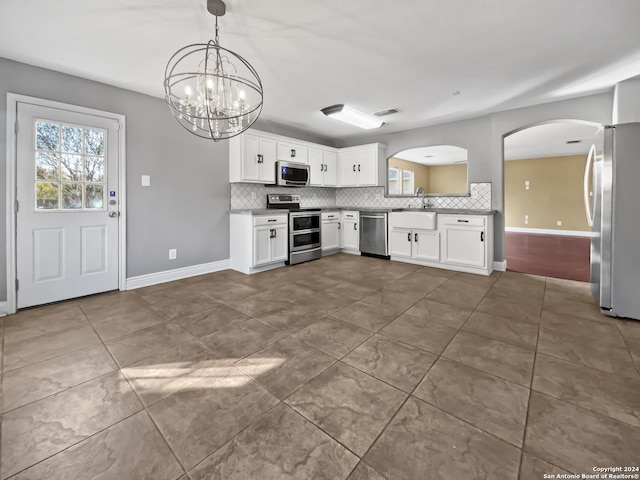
[163,0,263,141]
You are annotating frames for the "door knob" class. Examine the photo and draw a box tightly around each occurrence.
[108,211,118,218]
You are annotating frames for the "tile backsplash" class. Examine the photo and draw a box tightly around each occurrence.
[231,182,492,210]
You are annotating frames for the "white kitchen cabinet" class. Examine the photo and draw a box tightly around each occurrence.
[389,227,439,261]
[229,133,277,183]
[389,212,493,275]
[321,211,341,252]
[441,215,487,268]
[338,144,383,187]
[309,148,338,187]
[277,141,308,163]
[438,215,494,273]
[230,213,288,274]
[341,211,360,252]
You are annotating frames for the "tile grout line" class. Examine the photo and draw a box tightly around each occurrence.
[343,272,504,478]
[77,301,191,480]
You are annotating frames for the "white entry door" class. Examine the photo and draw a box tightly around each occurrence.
[16,102,121,308]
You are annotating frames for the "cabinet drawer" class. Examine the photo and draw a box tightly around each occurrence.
[253,215,287,226]
[440,215,485,227]
[342,211,359,220]
[322,212,340,220]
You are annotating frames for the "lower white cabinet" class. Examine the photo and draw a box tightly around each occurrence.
[321,212,341,252]
[440,215,490,269]
[253,224,287,266]
[230,213,288,274]
[389,212,494,275]
[389,228,439,261]
[341,211,360,251]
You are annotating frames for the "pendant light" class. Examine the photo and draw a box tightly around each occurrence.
[164,0,263,141]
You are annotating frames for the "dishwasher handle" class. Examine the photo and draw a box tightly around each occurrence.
[361,214,386,219]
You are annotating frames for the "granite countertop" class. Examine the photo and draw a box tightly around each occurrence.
[229,207,497,215]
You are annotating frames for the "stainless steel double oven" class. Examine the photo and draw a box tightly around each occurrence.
[267,194,322,265]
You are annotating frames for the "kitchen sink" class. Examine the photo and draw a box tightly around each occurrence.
[389,211,437,230]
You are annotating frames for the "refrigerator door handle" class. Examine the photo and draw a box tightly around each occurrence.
[584,143,596,227]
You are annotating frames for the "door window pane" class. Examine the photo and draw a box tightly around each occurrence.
[61,125,83,153]
[62,183,83,209]
[86,184,104,209]
[36,122,59,151]
[61,154,83,181]
[36,182,59,209]
[85,129,104,155]
[85,157,104,182]
[36,152,59,180]
[33,120,107,212]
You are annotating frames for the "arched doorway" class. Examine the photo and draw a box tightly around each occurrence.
[502,120,602,281]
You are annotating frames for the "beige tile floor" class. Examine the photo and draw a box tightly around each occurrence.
[1,254,639,479]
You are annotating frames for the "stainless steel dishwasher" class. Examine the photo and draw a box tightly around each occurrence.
[359,211,389,257]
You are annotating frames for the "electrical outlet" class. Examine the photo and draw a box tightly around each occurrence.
[525,180,530,191]
[524,219,529,225]
[471,190,478,199]
[556,220,562,226]
[251,192,256,200]
[169,248,177,260]
[141,175,151,187]
[375,193,382,200]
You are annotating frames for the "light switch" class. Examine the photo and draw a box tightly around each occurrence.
[141,175,151,187]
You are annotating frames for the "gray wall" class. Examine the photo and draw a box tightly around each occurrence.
[0,57,231,303]
[337,92,613,262]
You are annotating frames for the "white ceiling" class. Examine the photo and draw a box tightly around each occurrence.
[1,0,639,141]
[394,146,468,166]
[504,122,602,160]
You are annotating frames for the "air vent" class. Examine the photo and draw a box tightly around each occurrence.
[373,108,399,117]
[566,140,582,144]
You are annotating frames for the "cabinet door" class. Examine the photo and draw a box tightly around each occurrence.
[242,134,262,181]
[323,151,338,186]
[389,228,413,258]
[339,151,358,186]
[277,141,308,163]
[355,147,377,186]
[253,226,273,266]
[414,230,440,261]
[322,221,340,251]
[259,138,277,183]
[308,148,324,186]
[342,220,359,250]
[443,227,485,267]
[271,225,288,262]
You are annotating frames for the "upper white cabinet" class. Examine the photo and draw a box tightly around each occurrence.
[276,141,308,163]
[229,133,277,184]
[338,144,384,187]
[230,130,383,187]
[308,148,338,187]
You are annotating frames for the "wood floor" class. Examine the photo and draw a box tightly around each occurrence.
[505,231,591,282]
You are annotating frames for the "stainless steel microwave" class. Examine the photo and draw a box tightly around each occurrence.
[275,161,310,187]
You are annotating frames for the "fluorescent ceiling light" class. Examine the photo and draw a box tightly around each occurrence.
[320,104,384,129]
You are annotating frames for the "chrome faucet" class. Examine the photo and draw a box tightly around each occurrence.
[415,186,426,208]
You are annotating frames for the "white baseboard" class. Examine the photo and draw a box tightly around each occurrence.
[126,259,231,290]
[506,227,593,237]
[0,301,7,317]
[493,260,507,272]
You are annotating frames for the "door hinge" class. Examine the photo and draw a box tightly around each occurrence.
[15,120,19,134]
[15,279,19,291]
[15,200,19,213]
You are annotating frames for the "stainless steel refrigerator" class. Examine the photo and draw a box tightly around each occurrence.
[588,123,640,320]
